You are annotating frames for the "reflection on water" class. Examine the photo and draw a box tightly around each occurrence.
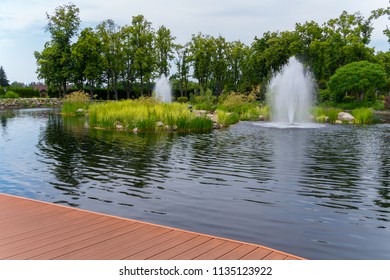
[1,109,390,259]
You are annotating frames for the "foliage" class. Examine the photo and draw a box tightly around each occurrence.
[7,88,40,98]
[0,91,19,99]
[34,4,80,96]
[62,91,90,115]
[352,107,374,124]
[217,92,262,121]
[176,96,188,103]
[33,3,390,112]
[192,89,216,111]
[327,61,387,103]
[88,98,213,132]
[311,106,341,124]
[0,66,9,87]
[216,110,240,126]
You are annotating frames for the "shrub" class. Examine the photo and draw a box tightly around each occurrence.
[176,96,188,103]
[2,91,20,98]
[8,87,40,98]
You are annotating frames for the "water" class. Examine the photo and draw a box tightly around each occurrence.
[267,57,314,123]
[1,109,390,259]
[154,74,172,103]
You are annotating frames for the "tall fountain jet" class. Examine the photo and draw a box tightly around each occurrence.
[267,57,314,123]
[154,74,172,103]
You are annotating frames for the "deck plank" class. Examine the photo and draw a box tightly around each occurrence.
[0,194,304,260]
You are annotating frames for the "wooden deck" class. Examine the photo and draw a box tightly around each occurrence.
[0,193,304,260]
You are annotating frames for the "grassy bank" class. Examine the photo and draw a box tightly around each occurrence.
[312,106,377,124]
[88,98,213,132]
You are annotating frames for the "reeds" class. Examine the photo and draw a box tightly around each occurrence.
[62,91,90,115]
[88,98,213,132]
[311,107,341,124]
[352,107,374,124]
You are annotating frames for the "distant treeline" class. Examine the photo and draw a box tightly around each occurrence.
[33,4,390,103]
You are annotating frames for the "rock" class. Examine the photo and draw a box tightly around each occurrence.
[207,113,218,123]
[172,125,178,131]
[338,112,355,123]
[335,120,343,124]
[194,109,207,117]
[258,115,265,121]
[115,121,123,130]
[156,121,164,127]
[76,108,84,114]
[133,127,139,133]
[165,125,172,131]
[213,122,220,129]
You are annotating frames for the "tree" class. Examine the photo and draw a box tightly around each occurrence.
[155,25,175,77]
[130,15,155,96]
[96,19,123,100]
[35,4,80,96]
[0,66,9,87]
[173,44,190,97]
[189,33,214,92]
[71,27,104,96]
[327,61,387,102]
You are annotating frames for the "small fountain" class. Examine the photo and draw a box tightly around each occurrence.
[154,74,172,103]
[267,57,314,125]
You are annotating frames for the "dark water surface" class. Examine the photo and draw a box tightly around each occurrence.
[1,108,390,259]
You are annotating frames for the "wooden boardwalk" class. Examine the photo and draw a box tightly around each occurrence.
[0,194,304,260]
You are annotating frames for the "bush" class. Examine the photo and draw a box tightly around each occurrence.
[1,91,20,98]
[8,87,40,98]
[176,96,188,103]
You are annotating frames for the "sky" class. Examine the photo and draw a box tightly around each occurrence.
[0,0,389,84]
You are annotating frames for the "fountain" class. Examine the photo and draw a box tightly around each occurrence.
[154,74,172,103]
[267,57,314,124]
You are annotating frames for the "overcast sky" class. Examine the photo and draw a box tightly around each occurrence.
[0,0,389,84]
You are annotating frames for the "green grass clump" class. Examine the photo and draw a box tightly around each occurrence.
[311,107,341,124]
[216,110,240,126]
[88,98,213,133]
[62,91,90,115]
[352,108,374,124]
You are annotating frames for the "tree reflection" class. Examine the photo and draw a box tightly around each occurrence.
[37,114,175,206]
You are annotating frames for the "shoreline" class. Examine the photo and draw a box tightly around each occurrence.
[0,98,62,110]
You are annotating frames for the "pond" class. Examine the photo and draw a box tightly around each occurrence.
[1,108,389,259]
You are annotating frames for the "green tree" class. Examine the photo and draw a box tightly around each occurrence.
[96,19,123,100]
[71,27,104,96]
[155,25,175,77]
[189,33,214,92]
[120,24,136,99]
[210,36,228,95]
[173,43,190,97]
[35,4,80,96]
[225,41,249,92]
[327,61,387,102]
[0,66,9,87]
[130,15,155,96]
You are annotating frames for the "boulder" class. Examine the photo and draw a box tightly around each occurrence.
[338,112,355,123]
